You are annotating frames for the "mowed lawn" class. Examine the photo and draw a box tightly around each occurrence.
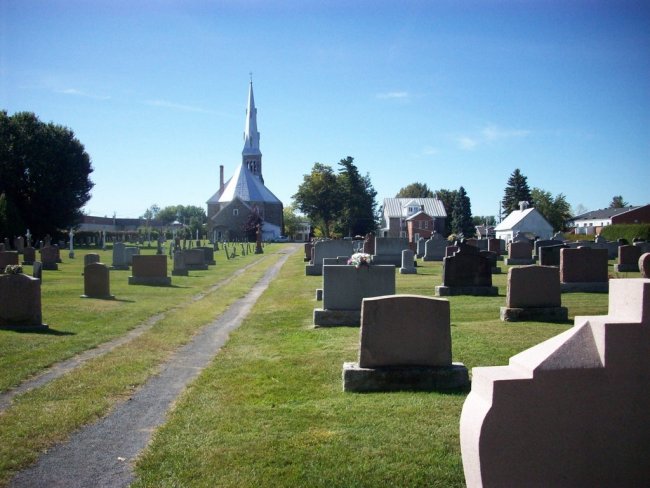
[131,250,619,487]
[1,244,628,487]
[0,243,284,486]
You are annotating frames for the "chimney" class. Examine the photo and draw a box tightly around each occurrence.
[519,201,529,211]
[219,165,224,192]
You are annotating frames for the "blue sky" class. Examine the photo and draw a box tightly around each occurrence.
[2,0,648,220]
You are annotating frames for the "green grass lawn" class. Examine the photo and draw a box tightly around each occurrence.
[0,246,627,487]
[131,253,616,488]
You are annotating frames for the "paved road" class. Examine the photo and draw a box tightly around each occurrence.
[10,245,298,488]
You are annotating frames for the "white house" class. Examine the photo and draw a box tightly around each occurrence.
[494,202,553,243]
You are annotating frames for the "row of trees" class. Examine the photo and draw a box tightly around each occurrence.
[292,157,377,238]
[140,204,207,238]
[0,111,94,239]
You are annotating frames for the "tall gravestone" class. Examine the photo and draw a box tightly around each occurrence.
[22,246,36,265]
[373,237,408,266]
[504,241,534,265]
[313,264,395,326]
[172,251,188,276]
[538,243,568,266]
[0,272,46,329]
[306,240,354,276]
[500,265,568,322]
[399,249,416,275]
[81,263,114,299]
[423,233,447,261]
[560,247,608,292]
[435,249,497,296]
[111,242,129,270]
[415,237,426,258]
[641,253,650,278]
[40,245,58,270]
[128,255,171,286]
[343,295,469,392]
[0,251,19,271]
[615,244,642,272]
[461,278,650,487]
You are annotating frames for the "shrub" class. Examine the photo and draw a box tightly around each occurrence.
[600,224,650,243]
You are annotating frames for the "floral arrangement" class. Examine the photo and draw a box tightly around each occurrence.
[3,265,23,275]
[347,252,372,269]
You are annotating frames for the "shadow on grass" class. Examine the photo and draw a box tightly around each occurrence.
[0,326,76,336]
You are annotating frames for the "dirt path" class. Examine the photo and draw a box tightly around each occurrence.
[10,245,298,488]
[0,253,269,412]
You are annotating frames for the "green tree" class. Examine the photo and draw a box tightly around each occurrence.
[609,195,629,208]
[472,215,496,226]
[501,168,532,216]
[433,188,458,236]
[283,205,303,239]
[531,188,572,231]
[292,163,343,237]
[337,156,377,237]
[451,186,474,238]
[396,182,434,198]
[0,111,94,239]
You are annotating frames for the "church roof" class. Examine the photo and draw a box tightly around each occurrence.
[208,162,281,205]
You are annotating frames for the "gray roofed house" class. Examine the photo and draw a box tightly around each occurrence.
[568,205,648,235]
[381,198,447,238]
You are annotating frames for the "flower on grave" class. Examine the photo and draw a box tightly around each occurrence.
[4,265,23,275]
[347,252,372,269]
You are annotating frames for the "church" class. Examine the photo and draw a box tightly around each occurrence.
[206,81,284,241]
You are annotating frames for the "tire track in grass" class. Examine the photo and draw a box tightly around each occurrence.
[0,253,268,412]
[9,245,297,488]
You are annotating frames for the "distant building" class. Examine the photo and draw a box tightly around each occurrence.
[494,202,553,243]
[569,205,650,235]
[380,198,446,240]
[206,81,283,241]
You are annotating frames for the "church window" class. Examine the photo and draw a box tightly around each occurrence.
[233,208,239,216]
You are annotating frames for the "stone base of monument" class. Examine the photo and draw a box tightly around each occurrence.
[614,263,639,273]
[492,267,502,274]
[81,293,115,300]
[435,285,498,296]
[314,308,360,327]
[342,362,470,392]
[128,276,172,286]
[110,265,129,271]
[172,269,188,276]
[504,258,535,265]
[305,264,322,276]
[315,288,322,301]
[500,306,568,322]
[185,264,208,271]
[560,282,608,293]
[42,263,58,271]
[399,267,416,274]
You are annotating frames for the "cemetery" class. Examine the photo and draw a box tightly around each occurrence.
[1,240,646,486]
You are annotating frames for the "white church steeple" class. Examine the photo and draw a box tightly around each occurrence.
[242,77,263,182]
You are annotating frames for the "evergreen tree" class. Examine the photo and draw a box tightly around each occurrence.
[609,195,629,208]
[434,188,458,236]
[501,168,532,216]
[337,156,377,237]
[451,186,474,238]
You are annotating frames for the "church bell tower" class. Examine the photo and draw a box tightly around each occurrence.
[242,78,263,183]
